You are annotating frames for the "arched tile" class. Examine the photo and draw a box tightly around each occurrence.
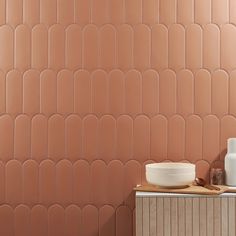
[82,205,99,236]
[6,160,22,206]
[65,115,82,162]
[82,115,98,162]
[91,0,109,25]
[40,0,57,26]
[177,0,194,26]
[211,160,224,169]
[0,71,5,113]
[159,0,176,26]
[117,24,133,70]
[0,25,13,72]
[133,115,150,163]
[65,205,82,236]
[212,0,229,25]
[73,160,90,206]
[230,70,236,116]
[6,0,23,27]
[168,115,185,161]
[0,162,5,203]
[48,205,65,236]
[83,24,99,70]
[23,160,39,206]
[143,0,159,25]
[49,24,65,71]
[14,115,31,162]
[91,160,107,207]
[65,24,82,71]
[230,0,236,24]
[23,70,40,116]
[169,24,185,71]
[30,206,47,236]
[108,161,124,207]
[6,70,23,116]
[0,115,13,162]
[186,115,202,162]
[98,115,116,162]
[142,70,159,116]
[23,0,39,27]
[150,115,168,160]
[186,24,202,70]
[100,24,116,70]
[109,70,125,117]
[125,0,142,25]
[221,24,236,71]
[39,160,56,206]
[125,70,142,116]
[151,24,168,70]
[203,115,220,163]
[212,70,228,117]
[203,24,220,71]
[116,206,132,236]
[74,70,91,116]
[110,0,125,25]
[74,0,91,26]
[177,69,194,116]
[57,70,74,115]
[195,160,210,182]
[159,69,176,116]
[40,70,57,116]
[32,24,48,70]
[56,160,73,206]
[194,0,211,25]
[58,0,74,26]
[117,115,133,163]
[91,70,108,116]
[0,205,14,236]
[0,1,5,25]
[48,115,65,162]
[31,115,47,162]
[194,69,211,116]
[134,24,151,71]
[99,205,115,236]
[15,205,30,236]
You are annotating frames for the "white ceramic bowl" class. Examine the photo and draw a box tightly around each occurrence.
[146,162,196,187]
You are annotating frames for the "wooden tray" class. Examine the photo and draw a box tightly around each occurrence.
[134,184,229,195]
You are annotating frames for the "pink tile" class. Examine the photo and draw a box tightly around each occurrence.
[48,115,65,162]
[194,69,211,116]
[0,26,13,72]
[73,160,90,206]
[203,24,220,71]
[186,24,202,70]
[117,24,133,70]
[23,70,40,116]
[159,69,176,116]
[23,0,39,27]
[57,70,74,115]
[32,24,48,70]
[110,0,125,25]
[212,0,229,25]
[74,0,91,26]
[230,0,236,24]
[134,24,151,71]
[194,0,211,25]
[0,71,5,113]
[212,70,228,117]
[116,206,132,236]
[83,24,99,70]
[185,115,202,162]
[151,24,168,70]
[98,115,116,163]
[168,115,185,161]
[0,205,14,236]
[23,160,39,206]
[143,0,159,25]
[159,0,176,26]
[6,0,23,27]
[40,0,57,26]
[99,205,115,236]
[0,162,5,203]
[195,160,210,182]
[30,206,47,236]
[117,115,133,163]
[65,24,82,71]
[65,115,82,162]
[203,115,220,163]
[177,0,194,26]
[150,115,168,160]
[31,115,47,162]
[177,69,194,117]
[125,70,142,117]
[0,0,6,25]
[169,24,185,71]
[14,115,31,162]
[56,160,73,206]
[230,70,236,116]
[58,0,74,26]
[109,70,125,117]
[125,0,142,25]
[91,0,109,25]
[14,205,30,236]
[74,70,91,116]
[91,70,108,116]
[100,25,116,70]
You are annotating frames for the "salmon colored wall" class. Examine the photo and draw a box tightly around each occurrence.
[0,0,235,235]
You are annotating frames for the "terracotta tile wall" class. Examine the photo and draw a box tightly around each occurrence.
[0,0,236,235]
